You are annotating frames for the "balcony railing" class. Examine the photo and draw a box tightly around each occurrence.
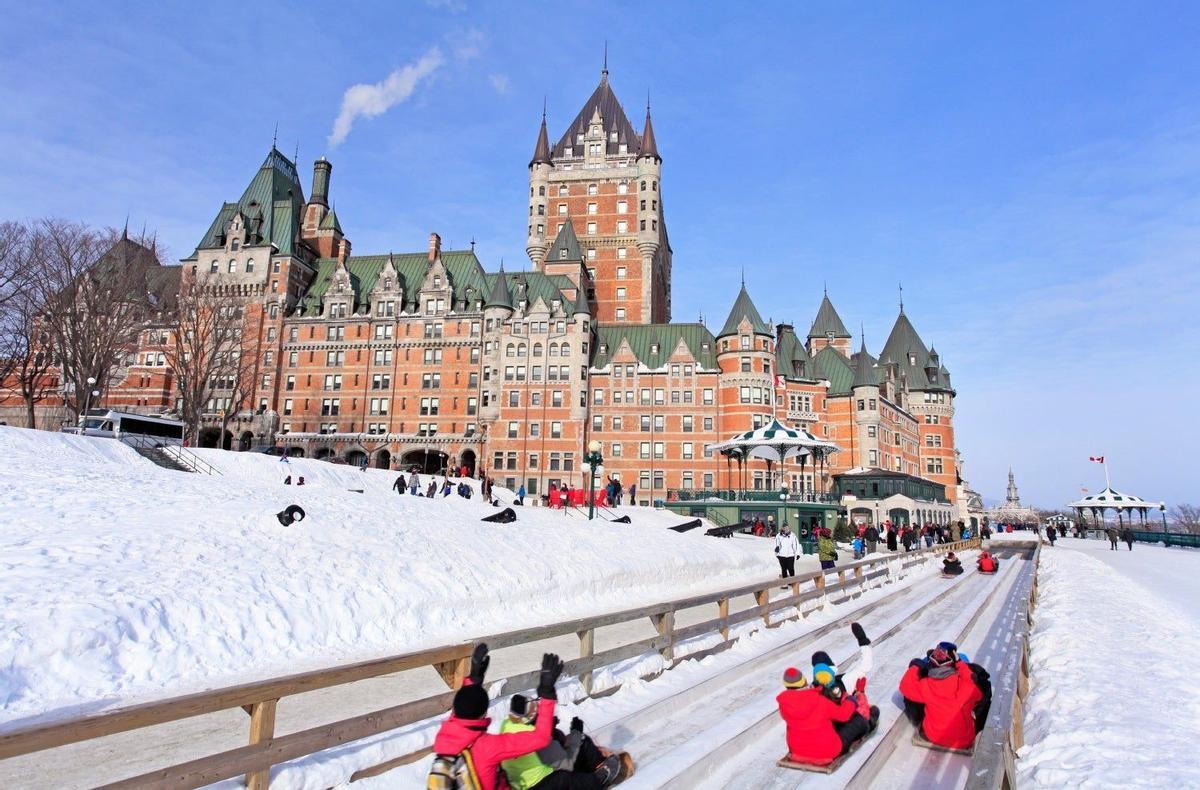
[666,489,841,504]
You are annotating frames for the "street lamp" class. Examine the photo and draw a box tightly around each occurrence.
[585,439,604,521]
[1160,503,1169,533]
[82,376,98,421]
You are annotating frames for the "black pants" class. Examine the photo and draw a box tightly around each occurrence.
[1125,540,1133,550]
[536,770,603,790]
[777,555,795,578]
[1109,538,1118,550]
[573,734,606,773]
[833,709,875,754]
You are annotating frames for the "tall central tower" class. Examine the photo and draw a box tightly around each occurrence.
[526,67,671,324]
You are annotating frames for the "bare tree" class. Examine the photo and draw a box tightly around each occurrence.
[220,338,260,448]
[1170,503,1200,535]
[0,221,28,322]
[39,220,158,419]
[0,224,58,428]
[163,276,249,445]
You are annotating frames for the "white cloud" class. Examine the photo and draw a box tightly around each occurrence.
[488,73,511,95]
[328,48,445,148]
[452,28,486,62]
[425,0,466,11]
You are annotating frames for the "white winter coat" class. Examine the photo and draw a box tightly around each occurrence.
[775,532,801,558]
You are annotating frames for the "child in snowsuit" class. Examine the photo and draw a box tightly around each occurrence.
[499,696,625,789]
[941,552,964,576]
[817,528,837,570]
[899,642,991,750]
[777,624,879,766]
[429,645,563,790]
[976,551,999,574]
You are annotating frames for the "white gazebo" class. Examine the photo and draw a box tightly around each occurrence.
[709,419,840,498]
[1069,486,1164,531]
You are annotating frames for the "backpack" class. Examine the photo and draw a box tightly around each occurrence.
[427,749,482,790]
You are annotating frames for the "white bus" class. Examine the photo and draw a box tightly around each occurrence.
[68,410,186,448]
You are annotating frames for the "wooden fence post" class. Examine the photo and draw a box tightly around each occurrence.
[754,587,770,627]
[651,612,675,662]
[244,699,278,790]
[813,573,827,609]
[718,598,730,641]
[433,656,471,690]
[790,581,802,615]
[578,629,595,696]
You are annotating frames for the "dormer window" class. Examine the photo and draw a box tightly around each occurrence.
[909,353,916,365]
[599,344,607,354]
[231,240,240,251]
[591,124,600,136]
[560,249,568,259]
[433,275,442,288]
[650,343,659,354]
[552,299,561,311]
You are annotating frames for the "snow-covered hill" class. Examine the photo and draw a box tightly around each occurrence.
[0,427,773,727]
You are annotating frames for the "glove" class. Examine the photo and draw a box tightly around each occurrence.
[851,622,871,647]
[469,643,490,684]
[537,653,564,699]
[855,676,867,694]
[570,716,584,733]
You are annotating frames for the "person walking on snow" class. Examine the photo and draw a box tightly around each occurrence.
[864,524,879,555]
[777,623,879,766]
[776,525,801,579]
[1120,525,1134,550]
[817,528,837,570]
[410,472,421,496]
[1046,524,1056,546]
[393,474,407,494]
[516,484,526,506]
[886,523,898,552]
[1105,526,1119,550]
[429,645,564,790]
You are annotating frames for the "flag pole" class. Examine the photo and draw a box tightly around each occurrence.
[1103,457,1111,489]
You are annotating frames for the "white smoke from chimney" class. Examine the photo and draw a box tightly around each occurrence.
[328,48,445,148]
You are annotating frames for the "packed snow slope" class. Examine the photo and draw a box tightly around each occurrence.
[0,427,772,728]
[1017,537,1200,787]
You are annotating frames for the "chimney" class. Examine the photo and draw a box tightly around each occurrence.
[337,237,350,266]
[428,232,441,263]
[311,157,332,206]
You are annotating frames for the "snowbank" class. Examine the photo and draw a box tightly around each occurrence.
[1017,541,1200,787]
[0,427,773,727]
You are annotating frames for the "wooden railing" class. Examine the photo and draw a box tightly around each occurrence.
[0,539,979,789]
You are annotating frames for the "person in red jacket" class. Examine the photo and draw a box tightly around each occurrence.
[777,624,879,766]
[899,643,990,750]
[430,644,565,790]
[977,551,998,573]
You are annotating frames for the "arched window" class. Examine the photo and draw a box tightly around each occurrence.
[506,343,516,357]
[533,343,543,357]
[549,343,559,357]
[517,343,527,357]
[559,342,570,356]
[245,258,255,273]
[210,260,219,274]
[228,259,237,273]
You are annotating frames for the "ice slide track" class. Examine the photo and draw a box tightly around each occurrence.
[620,544,1037,790]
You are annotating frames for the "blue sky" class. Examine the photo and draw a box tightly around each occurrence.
[2,1,1197,508]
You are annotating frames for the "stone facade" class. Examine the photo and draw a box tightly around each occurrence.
[0,67,965,508]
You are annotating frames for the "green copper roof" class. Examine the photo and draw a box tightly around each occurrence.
[879,309,941,391]
[814,345,854,395]
[851,341,880,388]
[484,266,513,309]
[188,148,306,260]
[775,325,813,380]
[808,295,852,339]
[319,208,342,233]
[298,250,489,315]
[592,323,718,370]
[546,221,582,262]
[718,284,770,337]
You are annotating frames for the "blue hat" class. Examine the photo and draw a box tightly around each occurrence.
[812,663,837,687]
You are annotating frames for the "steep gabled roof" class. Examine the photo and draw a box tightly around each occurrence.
[775,325,814,380]
[879,309,937,390]
[552,73,642,159]
[188,147,306,259]
[546,220,582,262]
[851,340,880,388]
[718,284,771,338]
[814,345,854,395]
[592,323,718,370]
[298,249,489,315]
[319,208,342,233]
[638,107,659,161]
[807,295,852,339]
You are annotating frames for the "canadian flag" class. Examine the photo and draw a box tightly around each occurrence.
[775,374,785,388]
[1089,456,1105,463]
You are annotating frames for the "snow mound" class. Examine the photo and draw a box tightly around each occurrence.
[1018,544,1200,787]
[0,427,771,727]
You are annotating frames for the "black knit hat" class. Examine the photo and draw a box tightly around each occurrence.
[811,650,834,667]
[453,684,489,719]
[509,694,529,716]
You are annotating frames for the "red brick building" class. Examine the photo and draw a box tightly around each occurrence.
[0,68,965,519]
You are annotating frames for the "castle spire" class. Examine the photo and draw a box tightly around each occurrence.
[530,106,552,166]
[602,41,608,81]
[638,96,660,161]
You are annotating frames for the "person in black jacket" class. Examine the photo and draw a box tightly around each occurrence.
[941,552,964,576]
[392,474,407,495]
[864,524,879,555]
[1120,526,1134,550]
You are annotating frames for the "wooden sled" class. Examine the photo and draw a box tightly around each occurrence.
[911,730,975,755]
[777,737,868,773]
[940,572,963,578]
[977,569,997,575]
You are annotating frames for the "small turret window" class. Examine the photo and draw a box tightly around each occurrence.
[538,186,545,196]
